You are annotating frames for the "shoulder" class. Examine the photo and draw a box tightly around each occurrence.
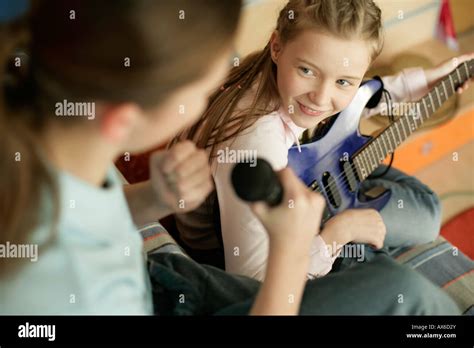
[217,111,288,171]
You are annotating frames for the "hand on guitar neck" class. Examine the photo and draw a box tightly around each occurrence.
[424,53,474,93]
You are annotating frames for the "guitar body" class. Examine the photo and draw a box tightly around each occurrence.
[288,79,391,219]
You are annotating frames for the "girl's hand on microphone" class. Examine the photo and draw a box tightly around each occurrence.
[250,167,326,256]
[249,168,326,315]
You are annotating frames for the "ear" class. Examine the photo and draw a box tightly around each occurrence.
[270,30,282,64]
[99,103,140,144]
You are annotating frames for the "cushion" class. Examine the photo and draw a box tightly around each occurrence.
[390,236,474,314]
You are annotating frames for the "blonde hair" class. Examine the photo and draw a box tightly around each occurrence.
[177,0,383,158]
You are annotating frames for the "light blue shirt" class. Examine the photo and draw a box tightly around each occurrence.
[0,167,152,314]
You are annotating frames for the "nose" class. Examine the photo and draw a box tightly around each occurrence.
[308,82,331,108]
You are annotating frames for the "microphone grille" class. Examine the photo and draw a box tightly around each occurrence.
[231,158,277,202]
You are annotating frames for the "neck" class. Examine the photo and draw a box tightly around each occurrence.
[40,123,117,187]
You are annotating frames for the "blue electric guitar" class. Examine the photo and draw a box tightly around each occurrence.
[288,59,474,222]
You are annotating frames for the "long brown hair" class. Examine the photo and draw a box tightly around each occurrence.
[0,0,242,276]
[176,0,383,160]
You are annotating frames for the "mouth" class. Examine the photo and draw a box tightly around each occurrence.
[297,102,327,117]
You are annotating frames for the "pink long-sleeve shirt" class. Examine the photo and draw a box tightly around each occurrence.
[176,68,429,281]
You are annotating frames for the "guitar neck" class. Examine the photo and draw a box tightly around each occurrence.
[353,59,474,181]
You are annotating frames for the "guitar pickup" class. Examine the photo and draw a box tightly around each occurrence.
[322,172,342,209]
[343,161,358,192]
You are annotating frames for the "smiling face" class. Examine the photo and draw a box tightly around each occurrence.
[271,29,372,129]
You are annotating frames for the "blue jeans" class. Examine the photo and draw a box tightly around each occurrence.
[337,165,442,270]
[148,252,460,315]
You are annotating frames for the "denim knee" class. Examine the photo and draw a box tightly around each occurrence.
[388,262,460,315]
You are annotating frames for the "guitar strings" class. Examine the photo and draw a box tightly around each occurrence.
[306,103,423,197]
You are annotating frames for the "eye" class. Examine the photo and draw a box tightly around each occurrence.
[337,79,351,87]
[298,66,314,77]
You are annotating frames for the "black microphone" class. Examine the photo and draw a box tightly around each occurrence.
[231,158,283,206]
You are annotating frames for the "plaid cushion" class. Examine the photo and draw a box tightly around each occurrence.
[140,223,473,315]
[139,222,187,256]
[390,236,474,315]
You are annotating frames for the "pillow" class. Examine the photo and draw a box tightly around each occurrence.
[390,236,474,315]
[139,222,187,256]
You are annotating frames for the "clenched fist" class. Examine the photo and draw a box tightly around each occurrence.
[150,140,213,213]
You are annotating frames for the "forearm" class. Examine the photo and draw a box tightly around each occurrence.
[250,243,309,315]
[303,228,351,279]
[363,68,429,119]
[362,165,441,246]
[123,180,173,227]
[319,227,351,256]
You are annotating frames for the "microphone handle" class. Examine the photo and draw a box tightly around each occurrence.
[266,185,283,207]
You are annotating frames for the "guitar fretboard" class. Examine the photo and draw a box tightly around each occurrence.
[353,59,474,180]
